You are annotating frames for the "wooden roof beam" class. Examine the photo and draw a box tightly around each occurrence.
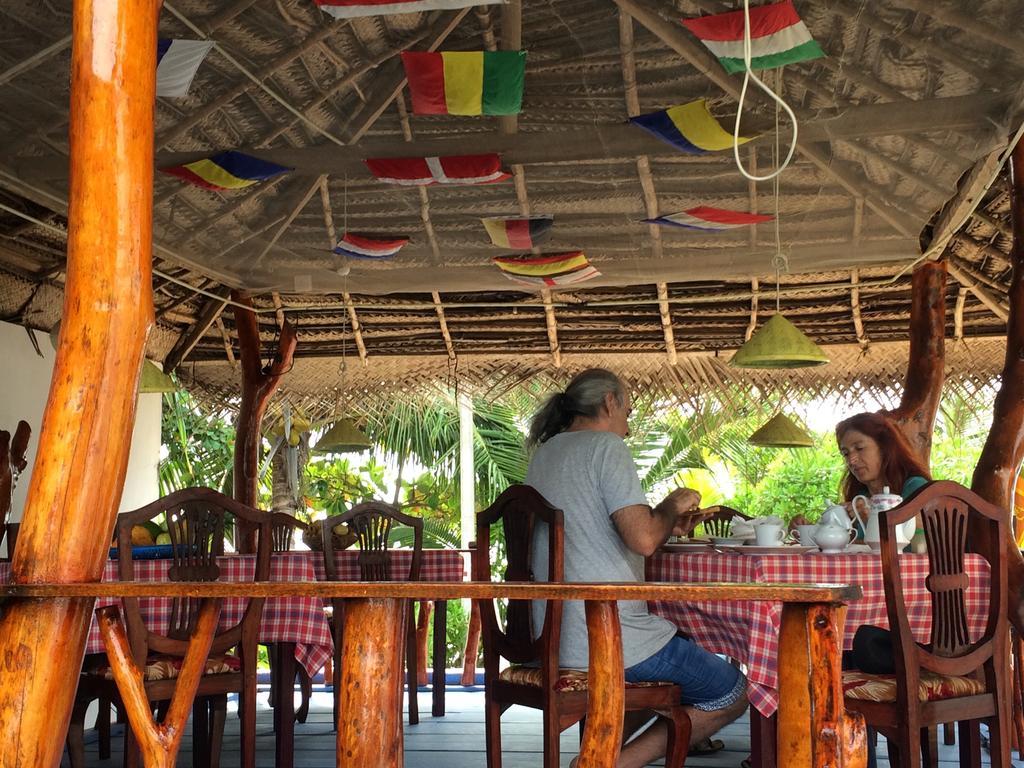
[851,269,868,348]
[430,291,456,360]
[342,292,369,364]
[214,315,236,366]
[948,262,1009,321]
[620,10,675,364]
[744,278,759,341]
[319,176,367,364]
[0,35,71,87]
[953,287,968,341]
[163,289,231,373]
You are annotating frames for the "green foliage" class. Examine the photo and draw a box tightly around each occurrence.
[305,457,388,518]
[159,391,236,495]
[424,598,475,669]
[726,441,845,522]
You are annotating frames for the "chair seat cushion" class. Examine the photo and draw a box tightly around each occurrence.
[842,670,986,703]
[87,654,241,682]
[498,665,670,693]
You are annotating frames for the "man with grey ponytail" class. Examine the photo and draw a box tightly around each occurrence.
[526,368,747,768]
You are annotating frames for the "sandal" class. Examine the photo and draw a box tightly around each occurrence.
[688,737,725,755]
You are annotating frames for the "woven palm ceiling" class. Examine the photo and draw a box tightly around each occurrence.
[0,0,1021,409]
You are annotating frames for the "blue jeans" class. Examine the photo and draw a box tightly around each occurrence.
[624,635,747,712]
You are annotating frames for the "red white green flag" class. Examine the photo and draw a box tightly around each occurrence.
[681,0,824,75]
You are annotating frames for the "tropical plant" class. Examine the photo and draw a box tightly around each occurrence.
[304,456,389,520]
[158,390,236,495]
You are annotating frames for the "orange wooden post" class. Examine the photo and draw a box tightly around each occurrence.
[232,292,296,552]
[777,602,867,767]
[973,137,1024,631]
[0,0,157,764]
[97,600,221,768]
[577,600,625,768]
[337,597,408,767]
[883,260,947,465]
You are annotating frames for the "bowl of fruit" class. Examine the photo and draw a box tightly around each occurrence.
[302,521,358,552]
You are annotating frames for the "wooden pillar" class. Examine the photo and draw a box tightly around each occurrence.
[972,137,1024,632]
[777,603,867,767]
[0,0,157,763]
[577,600,625,768]
[337,597,407,767]
[232,291,296,551]
[883,261,947,465]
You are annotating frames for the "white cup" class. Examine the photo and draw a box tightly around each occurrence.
[755,523,786,546]
[797,524,818,547]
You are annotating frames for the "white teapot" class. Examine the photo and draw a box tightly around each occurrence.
[852,487,914,549]
[819,501,854,531]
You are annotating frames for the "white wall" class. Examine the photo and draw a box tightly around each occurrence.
[0,319,162,538]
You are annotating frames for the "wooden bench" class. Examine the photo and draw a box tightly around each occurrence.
[0,580,867,768]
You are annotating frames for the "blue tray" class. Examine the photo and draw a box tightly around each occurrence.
[108,545,177,560]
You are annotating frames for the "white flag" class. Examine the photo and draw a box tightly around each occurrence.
[156,39,214,98]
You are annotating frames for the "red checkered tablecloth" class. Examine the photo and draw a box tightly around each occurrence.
[0,549,467,678]
[646,551,991,716]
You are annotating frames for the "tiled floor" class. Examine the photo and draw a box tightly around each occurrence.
[71,685,1017,767]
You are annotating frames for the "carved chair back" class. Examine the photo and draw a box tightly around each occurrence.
[116,487,272,663]
[321,501,423,583]
[699,505,750,538]
[270,511,308,552]
[878,480,1007,683]
[474,485,563,674]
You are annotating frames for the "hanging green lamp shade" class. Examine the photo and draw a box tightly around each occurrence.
[313,418,372,454]
[748,413,815,448]
[138,359,177,393]
[730,314,829,369]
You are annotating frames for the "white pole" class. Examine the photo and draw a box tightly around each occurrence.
[458,392,475,557]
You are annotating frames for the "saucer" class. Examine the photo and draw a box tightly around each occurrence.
[710,536,744,546]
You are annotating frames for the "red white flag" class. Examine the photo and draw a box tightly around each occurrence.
[364,154,510,186]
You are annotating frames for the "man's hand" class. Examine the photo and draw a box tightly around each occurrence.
[659,488,704,537]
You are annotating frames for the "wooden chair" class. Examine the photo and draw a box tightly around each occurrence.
[321,501,424,725]
[698,505,750,538]
[843,480,1010,768]
[66,487,273,768]
[267,511,313,724]
[474,484,690,768]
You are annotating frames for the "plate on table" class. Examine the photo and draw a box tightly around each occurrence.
[660,538,714,552]
[814,543,873,555]
[108,544,177,560]
[716,544,817,554]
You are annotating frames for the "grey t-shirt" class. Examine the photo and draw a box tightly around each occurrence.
[525,430,677,669]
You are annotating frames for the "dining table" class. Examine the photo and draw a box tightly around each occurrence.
[646,545,992,767]
[0,547,467,768]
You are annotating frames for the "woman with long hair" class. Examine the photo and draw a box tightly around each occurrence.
[835,412,931,502]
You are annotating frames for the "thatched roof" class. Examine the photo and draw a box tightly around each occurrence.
[0,0,1020,411]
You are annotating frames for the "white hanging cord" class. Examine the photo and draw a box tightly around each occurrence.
[770,90,789,313]
[733,0,799,182]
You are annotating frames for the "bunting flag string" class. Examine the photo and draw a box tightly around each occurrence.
[402,51,526,116]
[493,252,600,287]
[160,151,292,190]
[629,99,753,154]
[365,154,510,186]
[644,207,775,231]
[681,0,824,75]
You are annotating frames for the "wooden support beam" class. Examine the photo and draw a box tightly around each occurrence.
[271,292,286,330]
[882,261,947,463]
[497,0,521,135]
[0,0,156,763]
[97,601,220,768]
[342,292,369,364]
[232,291,297,551]
[256,175,326,266]
[162,289,230,373]
[136,92,1014,182]
[540,287,562,368]
[0,34,71,87]
[850,269,867,347]
[745,279,759,341]
[214,316,236,365]
[954,287,968,341]
[926,147,1009,259]
[430,291,456,361]
[656,283,678,365]
[948,263,1010,321]
[971,137,1024,635]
